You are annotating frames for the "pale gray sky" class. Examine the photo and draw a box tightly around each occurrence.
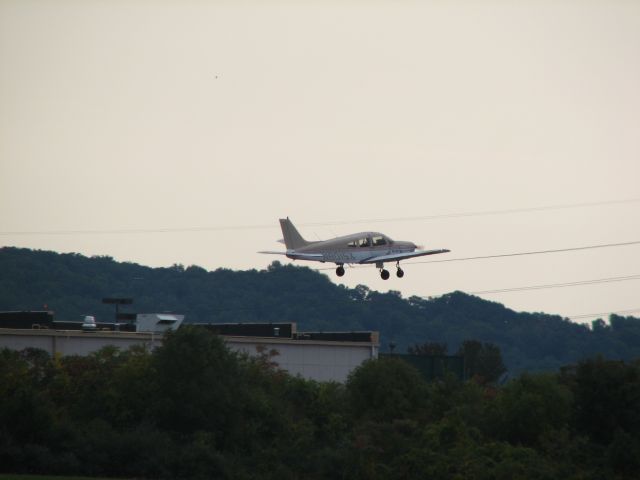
[1,1,639,322]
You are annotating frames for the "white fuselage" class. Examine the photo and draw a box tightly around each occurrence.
[285,231,416,265]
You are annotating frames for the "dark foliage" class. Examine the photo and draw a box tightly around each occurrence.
[457,340,507,384]
[2,330,640,479]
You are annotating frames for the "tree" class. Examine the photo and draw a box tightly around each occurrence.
[346,357,430,423]
[152,326,245,442]
[566,357,640,445]
[458,340,507,384]
[491,373,572,447]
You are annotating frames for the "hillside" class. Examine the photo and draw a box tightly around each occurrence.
[1,246,639,373]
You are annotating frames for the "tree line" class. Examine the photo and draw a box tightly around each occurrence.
[1,326,640,479]
[2,246,640,374]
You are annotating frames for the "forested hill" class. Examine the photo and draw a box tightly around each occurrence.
[1,246,639,373]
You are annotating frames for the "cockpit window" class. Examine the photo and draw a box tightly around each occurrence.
[347,240,357,248]
[372,235,387,246]
[358,237,371,247]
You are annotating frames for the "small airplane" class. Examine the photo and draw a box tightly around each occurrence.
[260,218,450,280]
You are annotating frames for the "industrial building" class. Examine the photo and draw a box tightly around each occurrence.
[0,311,379,382]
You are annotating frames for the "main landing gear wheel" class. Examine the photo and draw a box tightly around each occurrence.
[380,269,390,280]
[336,265,345,277]
[396,267,404,278]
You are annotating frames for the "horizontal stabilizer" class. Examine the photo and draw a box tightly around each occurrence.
[258,251,288,255]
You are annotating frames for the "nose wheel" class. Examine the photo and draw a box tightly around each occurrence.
[336,265,345,277]
[396,267,404,278]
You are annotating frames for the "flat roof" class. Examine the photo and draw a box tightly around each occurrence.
[0,328,379,347]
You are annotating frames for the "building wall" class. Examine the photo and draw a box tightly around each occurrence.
[0,329,164,355]
[0,329,377,382]
[227,337,378,382]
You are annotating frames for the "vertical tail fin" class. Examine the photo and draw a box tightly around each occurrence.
[279,218,310,250]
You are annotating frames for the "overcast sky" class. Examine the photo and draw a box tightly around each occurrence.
[1,1,639,322]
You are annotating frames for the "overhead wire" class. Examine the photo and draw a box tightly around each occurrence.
[312,241,640,321]
[1,197,639,236]
[462,274,640,295]
[408,240,640,265]
[302,197,640,227]
[568,308,640,320]
[315,239,640,271]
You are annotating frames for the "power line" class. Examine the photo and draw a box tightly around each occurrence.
[466,274,640,295]
[409,240,640,265]
[568,308,640,320]
[1,197,639,236]
[315,239,640,270]
[0,224,276,236]
[303,197,640,227]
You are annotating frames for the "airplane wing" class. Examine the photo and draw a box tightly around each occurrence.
[258,251,288,255]
[363,249,450,264]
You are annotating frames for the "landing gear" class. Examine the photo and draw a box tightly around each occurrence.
[336,265,345,277]
[376,261,390,280]
[396,262,404,278]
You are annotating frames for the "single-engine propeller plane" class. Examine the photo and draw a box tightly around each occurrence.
[260,218,450,280]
